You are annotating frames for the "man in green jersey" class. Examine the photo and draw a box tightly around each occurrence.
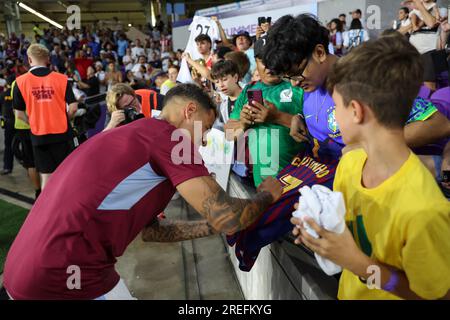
[225,37,306,187]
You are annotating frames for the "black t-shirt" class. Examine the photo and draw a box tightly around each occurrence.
[13,67,77,146]
[82,76,100,97]
[0,88,14,121]
[150,60,162,69]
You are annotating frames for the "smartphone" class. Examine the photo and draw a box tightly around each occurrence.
[258,17,265,26]
[443,170,450,183]
[247,89,263,107]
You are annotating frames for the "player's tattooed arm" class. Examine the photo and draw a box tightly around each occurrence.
[142,219,217,242]
[177,176,282,235]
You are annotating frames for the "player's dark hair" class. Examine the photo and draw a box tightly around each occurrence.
[262,14,330,76]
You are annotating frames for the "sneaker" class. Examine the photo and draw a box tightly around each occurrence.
[0,169,12,175]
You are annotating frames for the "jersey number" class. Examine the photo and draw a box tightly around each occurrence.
[279,174,303,194]
[196,24,210,36]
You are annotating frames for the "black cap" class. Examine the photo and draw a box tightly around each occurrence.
[232,30,252,47]
[253,36,267,59]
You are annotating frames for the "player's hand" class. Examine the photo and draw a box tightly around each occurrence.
[248,100,278,124]
[224,120,245,141]
[257,177,283,204]
[290,114,309,143]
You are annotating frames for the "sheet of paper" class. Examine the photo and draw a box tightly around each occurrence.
[198,128,234,191]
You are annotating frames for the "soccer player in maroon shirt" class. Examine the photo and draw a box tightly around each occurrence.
[3,83,282,300]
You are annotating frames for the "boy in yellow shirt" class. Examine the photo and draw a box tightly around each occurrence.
[291,36,450,300]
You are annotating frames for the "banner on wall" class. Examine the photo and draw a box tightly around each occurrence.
[196,0,318,37]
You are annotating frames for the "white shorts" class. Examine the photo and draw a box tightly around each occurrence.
[5,278,136,300]
[95,278,137,300]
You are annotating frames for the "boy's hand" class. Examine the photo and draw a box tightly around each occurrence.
[290,212,369,274]
[213,91,222,104]
[182,52,193,63]
[248,100,278,123]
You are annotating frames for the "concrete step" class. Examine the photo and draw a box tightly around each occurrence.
[116,197,244,300]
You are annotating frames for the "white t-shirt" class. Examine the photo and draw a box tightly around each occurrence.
[132,63,149,74]
[343,29,370,49]
[96,71,107,94]
[122,55,133,71]
[185,16,220,60]
[410,32,438,54]
[67,35,76,48]
[393,18,411,32]
[134,71,145,81]
[131,46,146,62]
[409,2,439,54]
[152,30,161,41]
[147,48,161,62]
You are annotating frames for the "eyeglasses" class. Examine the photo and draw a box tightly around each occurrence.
[282,74,305,82]
[282,57,310,83]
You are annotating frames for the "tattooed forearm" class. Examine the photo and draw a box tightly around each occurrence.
[141,219,217,242]
[201,178,273,234]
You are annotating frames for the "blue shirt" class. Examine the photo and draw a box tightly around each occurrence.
[303,87,439,158]
[88,41,101,58]
[117,39,129,57]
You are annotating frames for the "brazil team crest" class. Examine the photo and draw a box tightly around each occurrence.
[327,108,339,133]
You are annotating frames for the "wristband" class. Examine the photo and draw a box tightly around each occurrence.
[382,269,400,292]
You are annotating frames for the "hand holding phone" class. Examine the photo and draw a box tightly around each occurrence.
[246,89,263,108]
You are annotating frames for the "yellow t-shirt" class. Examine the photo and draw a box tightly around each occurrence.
[11,81,30,130]
[334,148,450,300]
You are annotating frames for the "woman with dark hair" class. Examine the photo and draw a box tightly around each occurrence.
[343,18,369,51]
[330,18,344,56]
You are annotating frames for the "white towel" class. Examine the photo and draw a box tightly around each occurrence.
[292,185,346,276]
[176,58,194,84]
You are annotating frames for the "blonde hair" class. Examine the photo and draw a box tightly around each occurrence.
[106,83,136,113]
[27,44,49,62]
